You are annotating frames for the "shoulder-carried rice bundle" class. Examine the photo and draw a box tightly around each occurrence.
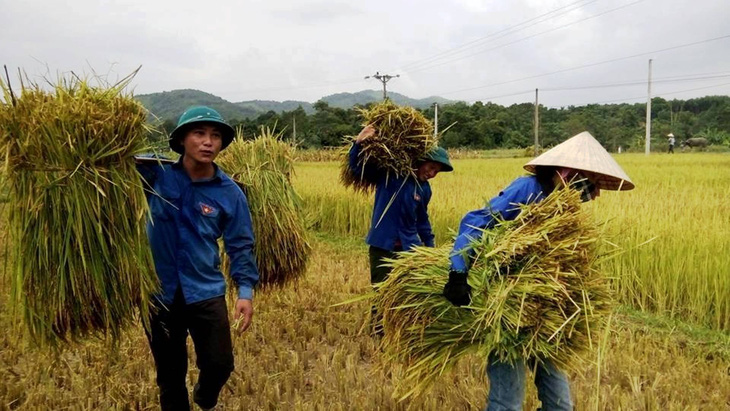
[0,72,158,347]
[374,188,614,399]
[217,126,310,287]
[340,100,436,193]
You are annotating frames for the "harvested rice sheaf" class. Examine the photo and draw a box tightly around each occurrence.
[0,73,158,347]
[374,188,614,399]
[217,126,311,287]
[340,100,436,193]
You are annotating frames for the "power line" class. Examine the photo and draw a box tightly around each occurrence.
[652,70,730,81]
[214,77,365,97]
[474,89,536,101]
[471,71,730,103]
[396,0,600,72]
[211,0,604,98]
[403,0,642,74]
[437,34,730,97]
[401,0,647,75]
[226,0,603,96]
[591,81,730,104]
[541,73,730,92]
[398,0,596,71]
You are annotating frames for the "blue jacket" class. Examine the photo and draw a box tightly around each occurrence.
[348,142,435,251]
[450,176,547,272]
[138,160,259,305]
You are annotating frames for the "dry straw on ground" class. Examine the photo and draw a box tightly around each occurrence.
[218,126,311,287]
[340,100,436,192]
[0,71,158,347]
[375,188,614,399]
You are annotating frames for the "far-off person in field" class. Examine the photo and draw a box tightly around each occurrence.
[348,125,453,333]
[137,106,259,411]
[668,133,676,154]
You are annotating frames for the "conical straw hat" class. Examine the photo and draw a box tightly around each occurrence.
[524,131,634,191]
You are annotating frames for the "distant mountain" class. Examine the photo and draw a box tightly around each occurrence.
[320,90,455,109]
[135,89,258,123]
[135,89,458,122]
[235,100,314,116]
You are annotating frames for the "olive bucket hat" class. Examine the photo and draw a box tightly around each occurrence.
[422,146,454,172]
[169,106,235,154]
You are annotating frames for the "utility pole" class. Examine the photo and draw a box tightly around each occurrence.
[365,72,400,100]
[645,59,653,155]
[534,88,540,156]
[434,103,439,137]
[292,116,297,142]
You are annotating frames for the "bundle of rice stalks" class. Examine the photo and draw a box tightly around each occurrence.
[0,72,158,347]
[374,188,614,399]
[217,126,310,287]
[340,100,436,192]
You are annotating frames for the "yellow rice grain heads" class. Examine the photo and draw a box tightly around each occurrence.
[217,126,311,288]
[0,71,158,347]
[374,188,614,399]
[340,100,436,193]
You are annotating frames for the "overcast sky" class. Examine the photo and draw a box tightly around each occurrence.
[2,0,729,107]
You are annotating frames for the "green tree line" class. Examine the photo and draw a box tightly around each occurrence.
[159,95,730,151]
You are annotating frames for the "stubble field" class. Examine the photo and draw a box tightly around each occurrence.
[0,152,728,410]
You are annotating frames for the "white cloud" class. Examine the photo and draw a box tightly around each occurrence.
[2,0,728,106]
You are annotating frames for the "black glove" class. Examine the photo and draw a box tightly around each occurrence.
[443,270,472,307]
[570,178,596,202]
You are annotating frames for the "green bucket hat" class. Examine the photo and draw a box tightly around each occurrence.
[169,106,235,154]
[423,146,453,172]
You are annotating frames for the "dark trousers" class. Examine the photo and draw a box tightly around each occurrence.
[145,289,234,411]
[368,246,401,334]
[368,245,400,284]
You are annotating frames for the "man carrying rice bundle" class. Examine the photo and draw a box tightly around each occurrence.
[443,131,634,410]
[137,106,259,411]
[348,124,453,332]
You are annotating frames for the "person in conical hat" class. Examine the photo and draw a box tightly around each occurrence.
[443,130,633,410]
[667,132,676,154]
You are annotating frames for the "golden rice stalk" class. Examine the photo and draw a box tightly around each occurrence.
[217,126,311,287]
[374,188,614,399]
[340,100,436,193]
[0,70,158,347]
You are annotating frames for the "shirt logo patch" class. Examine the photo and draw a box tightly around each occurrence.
[200,203,216,215]
[414,193,421,201]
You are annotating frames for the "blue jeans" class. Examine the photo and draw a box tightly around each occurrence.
[486,356,573,411]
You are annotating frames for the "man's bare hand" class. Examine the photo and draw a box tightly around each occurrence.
[233,298,253,333]
[355,125,376,143]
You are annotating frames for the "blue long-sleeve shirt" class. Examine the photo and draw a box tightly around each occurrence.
[138,159,259,305]
[348,142,435,251]
[449,176,547,272]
